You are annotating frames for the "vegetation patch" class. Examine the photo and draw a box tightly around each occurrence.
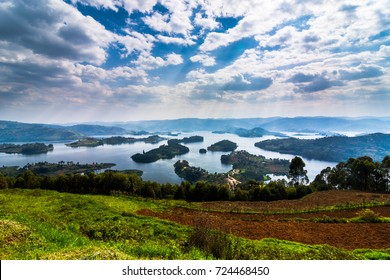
[0,220,32,246]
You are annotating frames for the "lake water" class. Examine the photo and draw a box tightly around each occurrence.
[0,131,337,184]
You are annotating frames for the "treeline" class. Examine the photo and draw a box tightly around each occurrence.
[312,156,390,192]
[0,169,313,202]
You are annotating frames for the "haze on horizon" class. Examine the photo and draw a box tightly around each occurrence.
[0,0,389,123]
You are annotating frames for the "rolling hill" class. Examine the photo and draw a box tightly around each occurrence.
[255,133,390,162]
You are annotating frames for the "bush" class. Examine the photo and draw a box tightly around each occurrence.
[355,209,381,223]
[187,226,239,259]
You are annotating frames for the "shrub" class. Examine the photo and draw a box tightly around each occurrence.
[355,209,380,223]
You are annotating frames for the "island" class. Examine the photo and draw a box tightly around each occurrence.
[0,143,54,154]
[66,135,165,148]
[65,138,103,147]
[207,139,238,152]
[199,148,207,154]
[131,141,190,163]
[255,133,390,162]
[0,161,119,176]
[166,135,204,145]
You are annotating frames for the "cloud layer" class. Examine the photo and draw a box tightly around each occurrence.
[0,0,389,122]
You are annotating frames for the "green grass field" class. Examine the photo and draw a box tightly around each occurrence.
[1,188,389,260]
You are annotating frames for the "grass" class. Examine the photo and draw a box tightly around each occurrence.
[0,188,389,260]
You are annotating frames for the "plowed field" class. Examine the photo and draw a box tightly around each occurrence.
[138,191,390,250]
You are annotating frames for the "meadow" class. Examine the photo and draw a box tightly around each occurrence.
[1,188,389,260]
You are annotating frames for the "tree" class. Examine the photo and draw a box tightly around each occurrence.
[0,173,8,189]
[15,170,41,189]
[382,156,390,192]
[349,156,384,192]
[288,156,308,186]
[312,167,334,191]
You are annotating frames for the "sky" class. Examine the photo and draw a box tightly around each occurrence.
[0,0,389,123]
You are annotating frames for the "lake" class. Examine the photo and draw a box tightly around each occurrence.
[0,131,338,184]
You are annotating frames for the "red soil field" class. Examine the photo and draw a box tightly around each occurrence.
[138,191,390,250]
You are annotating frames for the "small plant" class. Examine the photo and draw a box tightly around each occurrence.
[355,209,380,223]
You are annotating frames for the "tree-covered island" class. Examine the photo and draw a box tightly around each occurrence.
[131,139,190,163]
[0,161,122,176]
[207,139,238,152]
[171,135,204,144]
[0,143,54,154]
[66,135,165,148]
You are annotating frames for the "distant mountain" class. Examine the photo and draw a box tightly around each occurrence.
[1,117,390,142]
[66,124,128,136]
[0,121,81,142]
[213,127,286,137]
[260,117,390,133]
[0,121,128,142]
[106,117,390,134]
[110,118,280,132]
[255,133,390,162]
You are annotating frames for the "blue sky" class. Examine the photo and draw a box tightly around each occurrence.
[0,0,389,123]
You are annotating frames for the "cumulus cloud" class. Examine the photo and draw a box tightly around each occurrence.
[190,54,216,66]
[194,12,220,31]
[0,0,114,65]
[157,35,195,46]
[142,0,194,37]
[134,53,183,70]
[1,0,389,122]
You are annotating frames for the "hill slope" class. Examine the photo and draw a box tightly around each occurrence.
[255,133,390,162]
[0,121,81,142]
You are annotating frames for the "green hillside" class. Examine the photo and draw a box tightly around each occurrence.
[255,133,390,162]
[1,188,388,260]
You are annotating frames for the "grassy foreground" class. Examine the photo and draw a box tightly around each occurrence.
[0,188,389,260]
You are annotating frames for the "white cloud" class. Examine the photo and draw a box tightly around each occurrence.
[190,54,216,66]
[166,53,184,65]
[142,0,195,37]
[122,0,157,14]
[134,53,183,70]
[194,12,220,31]
[70,0,121,11]
[116,31,155,58]
[157,35,196,46]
